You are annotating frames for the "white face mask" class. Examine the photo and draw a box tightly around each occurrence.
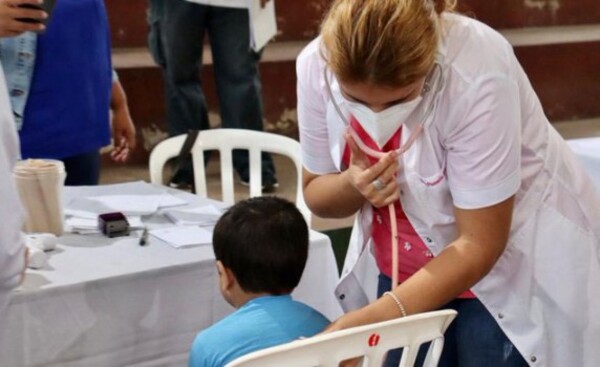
[344,95,423,149]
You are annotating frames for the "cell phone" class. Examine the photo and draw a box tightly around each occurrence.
[17,0,58,26]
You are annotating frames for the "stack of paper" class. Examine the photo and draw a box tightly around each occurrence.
[66,216,144,235]
[65,194,187,218]
[64,188,187,234]
[163,205,223,227]
[150,226,213,249]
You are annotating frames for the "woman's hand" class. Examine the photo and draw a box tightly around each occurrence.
[0,0,46,37]
[344,132,399,208]
[110,81,136,163]
[110,107,136,163]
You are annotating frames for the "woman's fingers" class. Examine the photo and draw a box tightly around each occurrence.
[7,0,47,20]
[357,155,401,207]
[110,137,130,163]
[345,133,401,206]
[0,0,47,35]
[355,151,397,188]
[345,132,370,170]
[366,151,398,183]
[110,148,129,163]
[5,0,44,6]
[7,17,44,32]
[377,182,401,207]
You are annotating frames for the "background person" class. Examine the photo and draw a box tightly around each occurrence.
[297,0,600,365]
[188,196,329,367]
[147,0,278,191]
[0,0,136,186]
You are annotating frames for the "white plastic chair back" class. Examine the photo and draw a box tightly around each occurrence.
[225,310,457,367]
[149,129,311,225]
[149,133,187,185]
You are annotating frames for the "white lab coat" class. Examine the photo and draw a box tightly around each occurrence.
[297,14,600,366]
[0,65,25,322]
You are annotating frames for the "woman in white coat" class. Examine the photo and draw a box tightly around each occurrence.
[297,0,600,365]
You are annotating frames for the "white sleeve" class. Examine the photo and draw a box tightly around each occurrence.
[296,42,339,175]
[0,70,25,318]
[444,75,521,209]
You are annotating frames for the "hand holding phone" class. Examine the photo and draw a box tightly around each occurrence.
[16,3,47,24]
[18,0,56,25]
[0,0,52,37]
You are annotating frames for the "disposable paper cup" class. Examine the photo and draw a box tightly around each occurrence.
[13,159,66,236]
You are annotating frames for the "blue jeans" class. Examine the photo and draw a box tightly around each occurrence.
[61,150,100,186]
[377,274,528,367]
[147,0,276,183]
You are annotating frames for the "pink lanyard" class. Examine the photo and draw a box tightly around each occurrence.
[347,124,423,289]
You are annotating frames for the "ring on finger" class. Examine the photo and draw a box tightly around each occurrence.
[372,178,385,191]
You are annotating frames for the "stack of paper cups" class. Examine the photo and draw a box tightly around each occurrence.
[13,159,66,236]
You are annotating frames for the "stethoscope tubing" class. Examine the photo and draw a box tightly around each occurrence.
[323,62,445,290]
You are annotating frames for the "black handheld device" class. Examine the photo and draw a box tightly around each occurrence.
[17,0,58,25]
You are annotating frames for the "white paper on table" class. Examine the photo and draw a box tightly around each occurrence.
[150,226,213,249]
[87,195,160,215]
[66,196,156,217]
[66,193,185,217]
[127,216,144,229]
[66,217,98,230]
[248,0,277,51]
[163,205,223,226]
[157,194,188,208]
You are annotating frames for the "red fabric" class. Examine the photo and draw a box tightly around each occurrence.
[343,116,475,298]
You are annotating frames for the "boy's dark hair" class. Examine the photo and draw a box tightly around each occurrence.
[213,196,309,295]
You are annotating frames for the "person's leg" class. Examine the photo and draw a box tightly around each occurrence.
[377,274,527,366]
[147,0,209,185]
[206,7,277,190]
[376,273,404,367]
[377,274,455,366]
[61,150,101,186]
[451,298,528,367]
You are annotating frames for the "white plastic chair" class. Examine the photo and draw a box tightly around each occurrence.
[149,129,311,225]
[225,310,457,367]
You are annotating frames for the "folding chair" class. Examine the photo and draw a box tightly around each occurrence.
[149,129,311,225]
[225,310,457,367]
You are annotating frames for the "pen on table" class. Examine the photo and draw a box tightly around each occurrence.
[139,227,149,246]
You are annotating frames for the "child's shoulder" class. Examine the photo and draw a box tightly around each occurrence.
[285,299,330,334]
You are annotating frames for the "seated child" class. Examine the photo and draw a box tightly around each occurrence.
[188,196,330,367]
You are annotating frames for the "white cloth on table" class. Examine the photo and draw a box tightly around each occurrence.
[0,183,342,366]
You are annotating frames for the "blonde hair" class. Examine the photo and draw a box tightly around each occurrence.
[321,0,456,87]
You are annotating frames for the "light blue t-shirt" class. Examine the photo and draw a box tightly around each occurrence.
[188,295,330,367]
